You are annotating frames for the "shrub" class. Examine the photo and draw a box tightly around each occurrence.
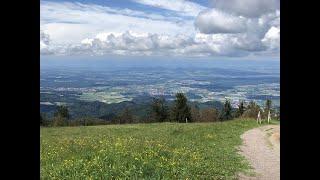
[40,113,44,126]
[52,116,68,127]
[235,100,246,118]
[191,104,201,122]
[69,117,108,126]
[242,101,261,118]
[199,108,219,122]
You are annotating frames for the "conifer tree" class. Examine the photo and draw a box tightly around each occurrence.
[119,107,133,124]
[219,99,233,121]
[172,93,191,123]
[236,100,246,118]
[265,99,272,113]
[151,97,168,122]
[53,105,70,126]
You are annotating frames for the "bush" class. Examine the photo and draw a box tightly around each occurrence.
[69,117,108,126]
[40,113,44,126]
[190,105,201,122]
[241,101,261,118]
[52,116,68,127]
[235,100,246,118]
[199,108,219,122]
[40,113,51,126]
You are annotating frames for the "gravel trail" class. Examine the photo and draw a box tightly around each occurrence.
[238,125,280,180]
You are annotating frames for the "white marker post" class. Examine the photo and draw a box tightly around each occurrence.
[267,111,271,124]
[257,111,261,124]
[186,117,188,123]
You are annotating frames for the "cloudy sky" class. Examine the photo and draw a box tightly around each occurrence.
[40,0,280,59]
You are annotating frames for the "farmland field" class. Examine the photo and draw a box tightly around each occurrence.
[40,59,280,119]
[41,119,261,179]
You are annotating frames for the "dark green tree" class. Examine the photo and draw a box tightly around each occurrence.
[118,107,133,124]
[264,99,272,113]
[54,105,70,119]
[40,113,43,126]
[236,100,246,118]
[151,97,169,122]
[41,113,49,126]
[261,99,272,119]
[53,105,70,126]
[219,99,233,121]
[171,93,191,123]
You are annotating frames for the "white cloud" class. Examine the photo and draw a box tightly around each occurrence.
[262,26,280,50]
[234,34,266,51]
[40,30,54,55]
[132,0,207,17]
[40,1,279,58]
[48,31,258,57]
[41,29,277,57]
[69,31,197,56]
[193,0,280,57]
[211,0,280,18]
[41,1,194,44]
[195,9,247,34]
[40,30,50,45]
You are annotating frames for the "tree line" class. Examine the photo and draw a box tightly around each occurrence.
[40,93,279,127]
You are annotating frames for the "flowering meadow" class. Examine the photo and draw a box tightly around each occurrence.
[41,119,258,179]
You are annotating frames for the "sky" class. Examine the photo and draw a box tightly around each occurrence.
[40,0,280,59]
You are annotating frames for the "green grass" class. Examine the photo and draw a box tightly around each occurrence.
[41,119,261,179]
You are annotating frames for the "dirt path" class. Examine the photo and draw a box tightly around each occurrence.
[238,125,280,180]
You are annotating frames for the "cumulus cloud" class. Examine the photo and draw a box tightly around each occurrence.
[262,26,280,50]
[40,30,54,55]
[40,30,50,45]
[40,0,279,58]
[195,9,247,34]
[193,0,280,56]
[41,30,276,57]
[70,31,197,56]
[51,31,260,57]
[195,1,280,35]
[211,0,280,18]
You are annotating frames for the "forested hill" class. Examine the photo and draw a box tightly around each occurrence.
[40,95,224,121]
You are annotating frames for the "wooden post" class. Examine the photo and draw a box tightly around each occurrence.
[257,111,261,124]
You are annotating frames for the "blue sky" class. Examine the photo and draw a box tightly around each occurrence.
[40,0,280,59]
[46,0,210,13]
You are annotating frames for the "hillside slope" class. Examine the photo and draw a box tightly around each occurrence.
[41,119,263,179]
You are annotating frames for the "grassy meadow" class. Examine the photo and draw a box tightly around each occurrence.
[40,119,274,179]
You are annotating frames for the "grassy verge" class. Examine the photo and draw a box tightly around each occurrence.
[41,119,261,179]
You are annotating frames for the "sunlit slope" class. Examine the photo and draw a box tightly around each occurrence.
[41,119,265,179]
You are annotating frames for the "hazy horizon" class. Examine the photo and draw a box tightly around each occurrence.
[41,57,279,75]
